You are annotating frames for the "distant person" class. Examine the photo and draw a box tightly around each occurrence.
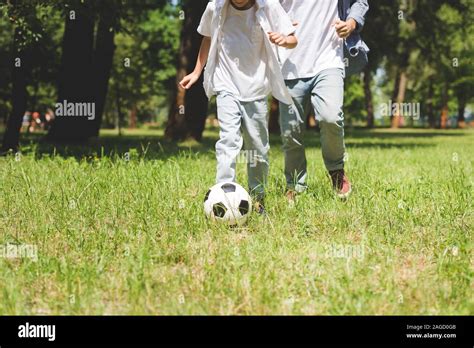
[29,112,42,133]
[179,0,298,214]
[44,109,55,131]
[22,111,31,133]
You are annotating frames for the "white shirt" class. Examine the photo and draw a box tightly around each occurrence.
[279,0,345,80]
[213,5,270,101]
[197,0,296,104]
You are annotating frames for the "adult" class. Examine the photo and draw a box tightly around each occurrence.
[279,0,369,200]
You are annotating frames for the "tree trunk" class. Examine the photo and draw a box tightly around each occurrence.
[457,96,466,129]
[427,78,435,128]
[185,73,208,141]
[391,71,408,129]
[440,82,449,129]
[165,0,209,142]
[363,67,374,128]
[1,28,29,152]
[166,75,187,140]
[47,6,95,142]
[268,97,280,134]
[390,69,400,128]
[90,7,117,137]
[115,82,124,136]
[129,104,137,129]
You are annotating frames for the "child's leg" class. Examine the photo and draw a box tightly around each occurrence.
[240,98,269,202]
[215,92,244,184]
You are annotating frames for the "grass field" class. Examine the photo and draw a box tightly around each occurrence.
[0,127,472,315]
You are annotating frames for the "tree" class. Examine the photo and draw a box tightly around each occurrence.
[362,67,374,128]
[361,1,399,128]
[165,0,209,142]
[412,0,473,129]
[90,3,118,136]
[47,1,95,142]
[106,1,178,130]
[1,0,44,152]
[2,27,29,152]
[48,0,121,142]
[448,0,474,127]
[388,1,417,129]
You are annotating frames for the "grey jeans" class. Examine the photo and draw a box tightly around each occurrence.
[279,68,346,192]
[216,92,269,200]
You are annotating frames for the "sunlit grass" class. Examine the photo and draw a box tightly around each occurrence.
[0,128,472,314]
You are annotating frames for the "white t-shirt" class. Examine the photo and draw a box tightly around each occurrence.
[204,4,269,101]
[198,1,295,102]
[279,0,345,80]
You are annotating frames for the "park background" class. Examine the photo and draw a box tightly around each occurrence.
[0,0,473,147]
[0,0,472,315]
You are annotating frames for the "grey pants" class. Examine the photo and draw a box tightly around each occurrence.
[216,92,269,200]
[279,68,346,192]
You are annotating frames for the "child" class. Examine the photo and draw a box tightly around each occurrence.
[180,0,297,214]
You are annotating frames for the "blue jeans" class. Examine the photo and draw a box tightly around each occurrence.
[279,68,346,192]
[216,92,269,200]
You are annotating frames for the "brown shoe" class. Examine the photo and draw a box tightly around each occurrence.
[329,169,352,199]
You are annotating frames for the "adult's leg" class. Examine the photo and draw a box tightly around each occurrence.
[311,68,351,198]
[311,68,346,172]
[215,92,243,184]
[279,78,313,192]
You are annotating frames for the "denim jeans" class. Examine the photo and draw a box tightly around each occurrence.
[279,68,346,192]
[216,92,269,200]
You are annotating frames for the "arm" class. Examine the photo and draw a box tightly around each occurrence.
[179,36,211,90]
[266,0,298,49]
[334,18,358,39]
[347,0,369,32]
[268,32,297,49]
[334,0,369,39]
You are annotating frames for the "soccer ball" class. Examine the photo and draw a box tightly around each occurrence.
[204,182,252,225]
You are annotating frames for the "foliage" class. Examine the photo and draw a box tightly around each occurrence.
[0,1,472,131]
[107,2,181,127]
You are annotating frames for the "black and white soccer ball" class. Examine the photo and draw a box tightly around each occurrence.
[204,182,252,225]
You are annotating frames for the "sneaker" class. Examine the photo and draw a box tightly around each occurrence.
[329,169,352,199]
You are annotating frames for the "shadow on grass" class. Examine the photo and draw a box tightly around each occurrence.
[0,131,216,162]
[2,127,469,162]
[345,128,469,139]
[278,128,452,150]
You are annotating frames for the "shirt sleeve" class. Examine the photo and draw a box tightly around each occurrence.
[347,0,369,32]
[197,2,214,37]
[266,0,296,36]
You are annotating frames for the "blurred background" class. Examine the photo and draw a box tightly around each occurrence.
[0,0,473,151]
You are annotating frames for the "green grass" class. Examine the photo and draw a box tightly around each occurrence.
[0,127,473,315]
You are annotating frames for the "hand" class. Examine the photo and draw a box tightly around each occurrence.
[179,72,200,90]
[333,18,357,39]
[267,32,296,48]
